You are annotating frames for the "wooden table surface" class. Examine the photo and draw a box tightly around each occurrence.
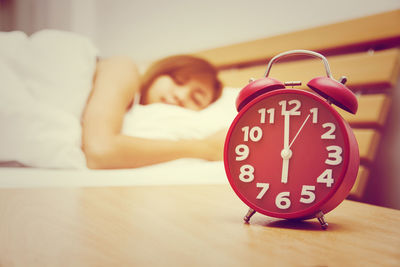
[0,184,399,267]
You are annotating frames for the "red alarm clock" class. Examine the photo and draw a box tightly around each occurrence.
[224,50,359,229]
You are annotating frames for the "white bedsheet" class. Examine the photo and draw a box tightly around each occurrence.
[0,160,227,188]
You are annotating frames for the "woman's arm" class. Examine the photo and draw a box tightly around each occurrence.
[81,57,223,169]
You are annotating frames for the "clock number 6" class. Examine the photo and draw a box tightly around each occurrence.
[274,186,316,209]
[276,192,291,209]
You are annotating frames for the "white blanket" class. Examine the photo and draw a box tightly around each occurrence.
[0,30,240,172]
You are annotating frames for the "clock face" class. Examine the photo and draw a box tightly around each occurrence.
[224,89,350,219]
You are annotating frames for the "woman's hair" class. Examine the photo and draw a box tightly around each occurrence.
[140,55,223,104]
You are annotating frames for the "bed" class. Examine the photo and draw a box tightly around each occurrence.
[1,10,399,205]
[0,29,238,187]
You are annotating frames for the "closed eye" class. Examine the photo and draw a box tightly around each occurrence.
[191,89,207,108]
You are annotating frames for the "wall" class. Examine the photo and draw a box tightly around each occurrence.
[0,0,13,31]
[93,0,400,65]
[4,0,400,65]
[2,0,400,209]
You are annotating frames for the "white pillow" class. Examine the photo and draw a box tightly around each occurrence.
[0,30,98,119]
[122,88,240,140]
[0,30,98,168]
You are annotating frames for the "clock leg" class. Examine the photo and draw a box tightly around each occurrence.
[316,211,328,230]
[244,208,256,223]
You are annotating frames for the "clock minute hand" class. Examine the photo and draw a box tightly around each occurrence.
[281,157,290,184]
[281,113,291,183]
[288,113,311,149]
[283,113,290,149]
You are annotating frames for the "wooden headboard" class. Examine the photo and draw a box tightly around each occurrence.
[195,9,400,200]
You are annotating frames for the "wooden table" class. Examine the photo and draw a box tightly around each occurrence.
[0,184,399,266]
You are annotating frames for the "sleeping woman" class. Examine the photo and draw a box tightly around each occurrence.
[81,55,225,169]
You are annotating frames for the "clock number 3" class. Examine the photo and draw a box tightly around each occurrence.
[325,146,343,165]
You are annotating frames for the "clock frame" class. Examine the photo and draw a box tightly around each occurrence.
[223,50,360,229]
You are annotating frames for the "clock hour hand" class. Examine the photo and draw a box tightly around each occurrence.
[281,150,292,183]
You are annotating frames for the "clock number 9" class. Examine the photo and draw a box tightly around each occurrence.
[239,164,255,182]
[235,144,249,161]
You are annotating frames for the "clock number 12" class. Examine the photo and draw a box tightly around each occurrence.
[279,100,301,115]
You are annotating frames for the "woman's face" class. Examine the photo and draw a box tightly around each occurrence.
[143,75,215,110]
